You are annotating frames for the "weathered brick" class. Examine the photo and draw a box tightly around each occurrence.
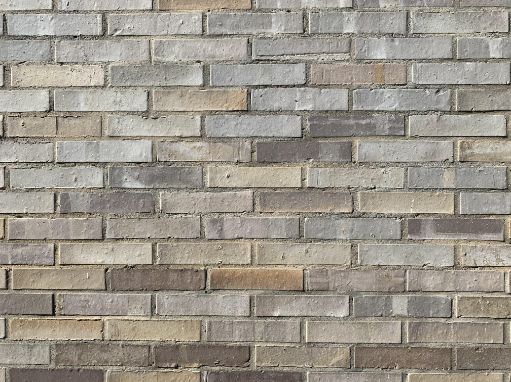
[408,322,503,344]
[256,346,349,367]
[408,373,504,382]
[9,369,103,382]
[106,217,200,239]
[0,192,54,213]
[59,192,154,214]
[0,293,52,315]
[355,37,452,59]
[153,39,248,62]
[307,321,401,343]
[308,373,402,382]
[57,141,151,163]
[311,64,406,85]
[308,167,405,188]
[253,37,350,58]
[307,269,405,292]
[0,0,51,9]
[408,166,507,189]
[309,114,404,137]
[55,343,150,366]
[110,64,202,86]
[255,295,349,317]
[458,37,511,59]
[9,318,103,340]
[155,344,250,367]
[458,89,511,112]
[55,90,147,112]
[107,371,199,382]
[411,11,508,33]
[58,116,102,137]
[207,371,303,382]
[210,268,303,290]
[359,244,454,267]
[12,64,103,87]
[305,217,401,239]
[153,89,247,111]
[257,141,351,163]
[354,347,451,369]
[5,116,56,137]
[108,13,202,35]
[460,140,511,161]
[358,141,453,162]
[408,218,505,241]
[8,218,102,240]
[257,0,352,7]
[462,245,511,267]
[354,89,451,111]
[359,192,454,214]
[207,12,303,34]
[258,191,352,213]
[211,64,306,86]
[207,320,300,342]
[161,191,253,213]
[60,293,151,316]
[156,293,250,316]
[157,242,251,265]
[357,0,453,7]
[156,141,251,162]
[413,63,510,85]
[109,166,202,188]
[57,40,150,63]
[0,90,49,112]
[7,14,102,36]
[252,88,348,111]
[408,270,504,292]
[208,166,301,188]
[206,217,299,239]
[159,0,251,9]
[310,11,406,33]
[12,268,105,290]
[206,115,301,137]
[354,295,452,317]
[60,243,151,265]
[460,192,511,214]
[256,243,350,265]
[457,296,511,318]
[457,348,511,370]
[410,115,506,137]
[0,344,49,365]
[11,167,103,189]
[105,319,200,341]
[109,268,204,291]
[59,0,152,10]
[107,115,200,137]
[0,40,51,62]
[0,244,54,265]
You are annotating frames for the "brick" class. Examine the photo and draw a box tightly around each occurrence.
[460,192,511,214]
[258,191,352,213]
[461,0,511,4]
[0,90,49,112]
[161,191,253,213]
[105,319,200,341]
[256,243,351,266]
[57,40,149,63]
[13,64,103,87]
[58,116,102,137]
[208,372,303,382]
[0,0,51,9]
[9,369,103,382]
[155,344,249,367]
[12,268,105,290]
[9,318,103,340]
[256,346,349,367]
[157,293,250,316]
[153,89,247,111]
[311,64,406,85]
[407,270,504,292]
[8,218,102,240]
[458,37,511,59]
[457,296,511,318]
[60,293,151,316]
[462,245,511,267]
[5,116,56,137]
[59,0,152,10]
[353,295,451,317]
[408,218,505,241]
[357,0,453,6]
[307,321,401,343]
[408,322,503,344]
[111,64,202,86]
[0,244,54,265]
[408,166,507,189]
[108,13,202,35]
[157,242,251,265]
[255,295,349,317]
[57,141,151,163]
[460,140,511,162]
[358,141,453,162]
[354,37,452,59]
[307,269,405,292]
[210,268,303,290]
[458,89,511,111]
[156,141,251,162]
[208,166,301,188]
[206,115,301,137]
[359,244,454,267]
[0,40,51,62]
[107,371,199,382]
[206,217,299,239]
[7,14,102,36]
[305,217,401,240]
[0,293,52,315]
[252,88,348,111]
[109,268,204,291]
[257,141,351,163]
[107,115,200,137]
[55,343,149,366]
[55,90,147,112]
[257,0,352,7]
[253,37,350,58]
[11,167,103,189]
[207,320,300,342]
[359,192,454,214]
[153,39,248,62]
[0,192,54,213]
[109,166,202,188]
[413,63,510,85]
[211,64,306,86]
[354,89,451,111]
[60,243,151,265]
[0,344,49,365]
[159,0,251,9]
[411,11,508,33]
[354,347,451,369]
[59,192,154,214]
[207,12,303,34]
[308,373,402,382]
[310,11,406,33]
[408,374,504,382]
[308,167,405,188]
[106,217,199,239]
[457,348,511,370]
[410,115,506,137]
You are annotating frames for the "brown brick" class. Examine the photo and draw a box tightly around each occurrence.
[159,0,251,10]
[9,318,103,340]
[354,346,452,370]
[207,371,303,382]
[105,319,200,341]
[109,268,205,291]
[457,348,511,370]
[311,64,407,85]
[154,344,250,367]
[457,296,511,318]
[55,343,150,366]
[257,191,352,213]
[12,268,105,290]
[9,369,104,382]
[210,268,303,290]
[154,89,247,111]
[0,293,53,315]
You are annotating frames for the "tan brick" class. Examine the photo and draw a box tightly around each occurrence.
[12,268,105,290]
[354,346,452,370]
[159,0,251,10]
[408,374,504,382]
[157,242,251,265]
[5,116,56,137]
[256,346,349,368]
[107,371,200,382]
[359,192,455,214]
[105,320,200,341]
[210,268,303,290]
[11,65,104,87]
[9,318,102,340]
[57,116,102,137]
[311,64,407,85]
[256,243,351,265]
[154,89,247,111]
[208,166,302,188]
[457,296,511,318]
[407,322,504,344]
[307,321,401,343]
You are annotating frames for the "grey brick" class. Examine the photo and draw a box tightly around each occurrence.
[308,167,405,188]
[256,0,352,8]
[153,38,248,62]
[5,116,56,137]
[411,11,509,33]
[55,343,149,367]
[208,166,301,188]
[353,89,451,111]
[109,166,202,188]
[412,63,510,85]
[0,192,54,213]
[408,167,507,189]
[409,115,506,137]
[161,191,253,213]
[56,40,149,63]
[8,218,102,240]
[55,90,147,112]
[408,218,505,241]
[357,0,453,6]
[253,37,350,58]
[353,295,452,317]
[156,141,251,162]
[207,12,303,34]
[252,88,348,111]
[256,346,346,369]
[211,64,305,86]
[0,0,52,9]
[255,295,349,317]
[0,90,49,112]
[357,141,453,162]
[354,37,452,59]
[207,320,300,343]
[309,114,404,137]
[11,167,104,189]
[107,115,200,137]
[0,40,51,62]
[460,140,511,161]
[205,217,300,239]
[0,344,49,365]
[110,65,202,86]
[359,244,454,267]
[460,192,511,215]
[206,115,302,137]
[60,293,151,316]
[257,141,351,163]
[7,14,102,36]
[457,89,511,112]
[305,217,401,239]
[307,269,405,292]
[0,244,54,265]
[108,13,202,35]
[308,373,401,382]
[458,37,511,59]
[408,322,504,344]
[306,321,401,343]
[57,141,152,163]
[407,270,504,292]
[157,242,251,265]
[0,143,53,163]
[0,293,52,315]
[462,245,511,267]
[106,217,200,239]
[258,191,352,213]
[60,243,151,265]
[59,192,154,214]
[256,243,351,266]
[310,11,406,33]
[461,0,511,4]
[59,0,152,10]
[156,293,250,316]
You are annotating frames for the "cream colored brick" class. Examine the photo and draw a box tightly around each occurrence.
[208,166,302,188]
[105,319,201,341]
[359,192,454,214]
[11,65,104,87]
[107,371,200,382]
[12,268,105,290]
[9,318,102,340]
[153,89,247,111]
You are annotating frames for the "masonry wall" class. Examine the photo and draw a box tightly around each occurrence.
[0,0,509,381]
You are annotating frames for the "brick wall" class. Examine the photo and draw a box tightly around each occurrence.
[0,0,509,381]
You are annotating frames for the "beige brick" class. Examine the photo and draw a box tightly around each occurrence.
[307,321,401,343]
[311,63,407,85]
[256,243,351,265]
[12,268,105,290]
[158,242,251,265]
[256,346,349,367]
[5,116,56,137]
[154,89,247,111]
[11,65,104,87]
[407,322,504,344]
[210,268,303,290]
[359,192,454,214]
[161,191,253,213]
[159,0,251,10]
[408,374,505,382]
[457,296,511,318]
[9,318,102,340]
[105,320,200,341]
[60,243,152,265]
[108,371,200,382]
[57,116,102,137]
[208,166,301,188]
